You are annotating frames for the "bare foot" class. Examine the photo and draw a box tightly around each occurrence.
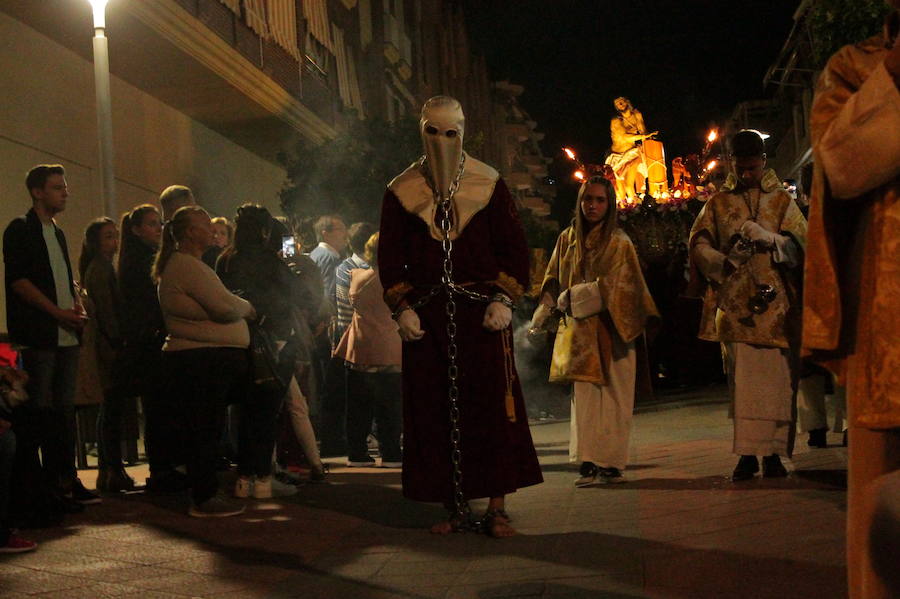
[483,511,516,538]
[430,518,461,535]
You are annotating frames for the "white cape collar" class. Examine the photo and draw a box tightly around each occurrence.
[387,152,499,241]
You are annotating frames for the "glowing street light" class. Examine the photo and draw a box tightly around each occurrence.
[87,0,117,218]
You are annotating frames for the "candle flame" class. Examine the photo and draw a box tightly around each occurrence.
[563,147,576,161]
[707,129,718,143]
[705,160,717,171]
[573,170,585,181]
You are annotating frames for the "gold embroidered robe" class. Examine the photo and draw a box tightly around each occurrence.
[541,227,658,385]
[803,34,900,430]
[688,176,807,349]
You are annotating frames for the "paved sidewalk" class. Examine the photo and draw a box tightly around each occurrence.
[0,397,848,598]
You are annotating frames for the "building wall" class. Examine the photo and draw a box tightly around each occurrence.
[0,11,286,327]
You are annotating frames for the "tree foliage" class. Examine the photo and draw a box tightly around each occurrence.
[278,116,422,225]
[807,0,891,67]
[278,114,554,249]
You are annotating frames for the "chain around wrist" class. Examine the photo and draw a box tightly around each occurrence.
[392,305,412,321]
[490,293,514,309]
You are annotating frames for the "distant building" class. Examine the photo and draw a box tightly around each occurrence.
[0,0,554,322]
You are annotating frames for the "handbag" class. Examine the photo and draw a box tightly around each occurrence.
[249,315,291,395]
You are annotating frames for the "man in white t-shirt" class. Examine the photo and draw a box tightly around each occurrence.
[3,164,100,508]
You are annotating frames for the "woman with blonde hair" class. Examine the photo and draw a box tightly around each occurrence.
[531,174,658,486]
[154,206,256,517]
[210,217,234,249]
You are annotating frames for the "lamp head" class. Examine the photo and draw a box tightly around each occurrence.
[88,0,109,29]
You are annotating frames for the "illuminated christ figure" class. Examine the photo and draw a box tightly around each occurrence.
[605,96,657,204]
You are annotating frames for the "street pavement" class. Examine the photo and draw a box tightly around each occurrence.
[0,390,848,598]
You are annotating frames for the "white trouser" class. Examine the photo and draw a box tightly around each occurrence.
[725,342,794,456]
[797,374,847,433]
[569,340,636,470]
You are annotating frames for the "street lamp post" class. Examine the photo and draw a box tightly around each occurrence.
[88,0,117,217]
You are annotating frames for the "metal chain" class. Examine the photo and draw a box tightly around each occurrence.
[419,153,479,531]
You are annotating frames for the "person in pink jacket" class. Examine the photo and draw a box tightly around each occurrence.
[334,233,402,467]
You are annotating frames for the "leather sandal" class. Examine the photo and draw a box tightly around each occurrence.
[481,508,515,538]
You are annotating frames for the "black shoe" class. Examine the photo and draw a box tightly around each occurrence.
[842,429,848,447]
[69,478,102,505]
[731,455,759,482]
[762,454,788,478]
[55,493,86,514]
[598,467,626,484]
[807,428,828,448]
[97,468,136,493]
[579,461,597,477]
[575,462,599,487]
[145,470,189,494]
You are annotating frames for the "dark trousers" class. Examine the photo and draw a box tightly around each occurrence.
[0,429,15,544]
[97,387,134,469]
[19,346,79,487]
[315,334,347,456]
[162,347,248,505]
[237,385,283,478]
[127,345,187,477]
[346,370,402,462]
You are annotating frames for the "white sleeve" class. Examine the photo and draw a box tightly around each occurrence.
[772,234,802,268]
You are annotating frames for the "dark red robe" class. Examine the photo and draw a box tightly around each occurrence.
[378,177,543,502]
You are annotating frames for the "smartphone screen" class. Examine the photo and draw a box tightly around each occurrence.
[282,235,296,257]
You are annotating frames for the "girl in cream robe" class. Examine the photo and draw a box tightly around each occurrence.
[532,176,658,485]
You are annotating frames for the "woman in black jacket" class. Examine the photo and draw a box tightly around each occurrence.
[216,205,299,499]
[116,204,185,492]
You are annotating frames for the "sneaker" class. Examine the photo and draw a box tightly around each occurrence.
[380,460,402,469]
[347,458,376,467]
[274,470,302,486]
[252,476,297,499]
[574,462,598,488]
[574,473,598,487]
[599,467,626,484]
[234,476,252,499]
[0,534,38,554]
[188,496,246,518]
[69,478,102,505]
[54,493,85,514]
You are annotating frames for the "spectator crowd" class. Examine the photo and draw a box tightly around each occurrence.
[0,165,402,550]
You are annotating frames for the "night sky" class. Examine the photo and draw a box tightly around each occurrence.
[463,0,800,186]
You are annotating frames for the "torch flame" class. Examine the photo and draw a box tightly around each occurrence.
[563,147,576,161]
[573,170,585,181]
[707,129,718,143]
